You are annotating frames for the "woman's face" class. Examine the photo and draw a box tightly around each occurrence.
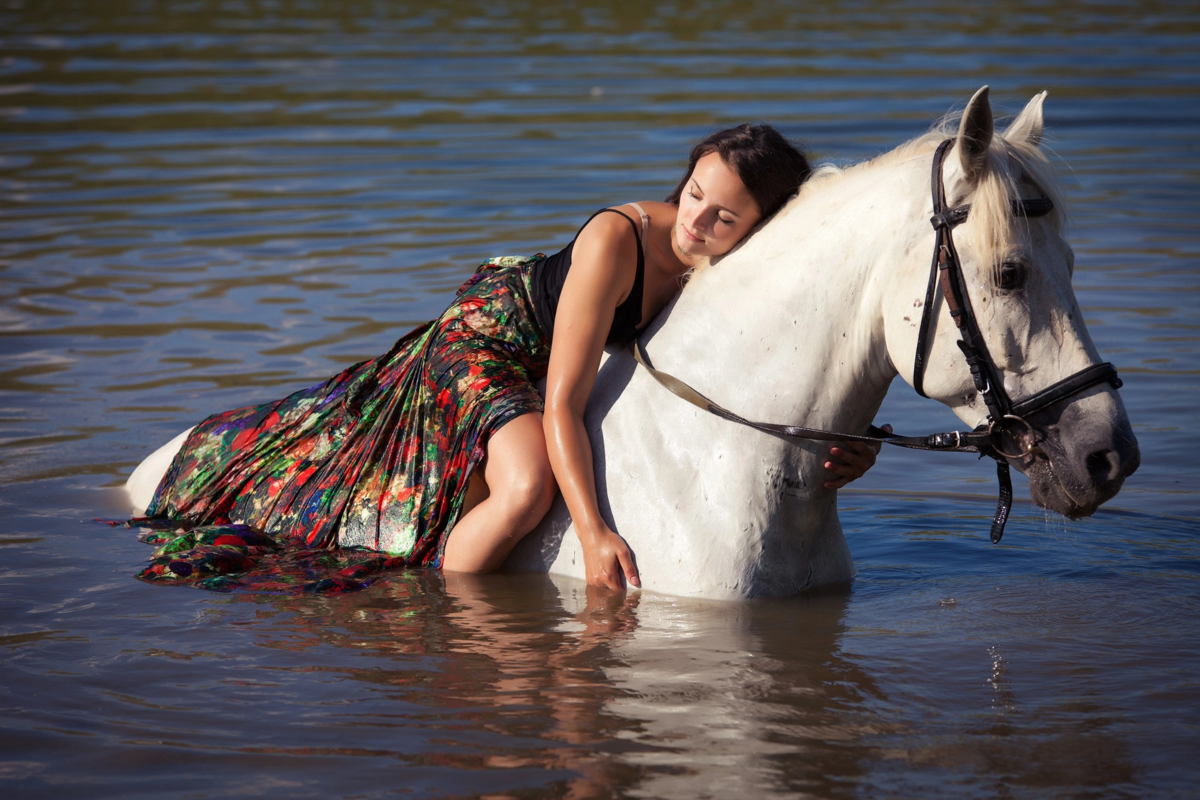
[674,152,762,262]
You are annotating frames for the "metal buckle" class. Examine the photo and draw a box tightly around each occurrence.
[987,414,1041,459]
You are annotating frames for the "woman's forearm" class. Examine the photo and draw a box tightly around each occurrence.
[543,403,606,541]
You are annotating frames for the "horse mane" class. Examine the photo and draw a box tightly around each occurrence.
[783,113,1067,264]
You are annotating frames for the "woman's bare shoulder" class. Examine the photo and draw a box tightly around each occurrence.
[575,208,640,254]
[566,208,642,299]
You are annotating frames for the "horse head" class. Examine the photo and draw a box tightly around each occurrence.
[889,87,1140,519]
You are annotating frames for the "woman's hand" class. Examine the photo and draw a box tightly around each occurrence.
[580,525,640,591]
[823,424,891,489]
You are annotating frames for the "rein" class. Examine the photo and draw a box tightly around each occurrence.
[631,138,1123,543]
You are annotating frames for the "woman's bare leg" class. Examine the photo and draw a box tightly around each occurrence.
[442,412,556,573]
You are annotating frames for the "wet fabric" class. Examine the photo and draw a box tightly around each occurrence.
[136,255,551,590]
[126,520,408,594]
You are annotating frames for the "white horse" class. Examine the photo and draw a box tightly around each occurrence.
[128,88,1139,599]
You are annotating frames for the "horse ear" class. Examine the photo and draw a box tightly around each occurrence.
[1006,90,1047,148]
[956,86,993,182]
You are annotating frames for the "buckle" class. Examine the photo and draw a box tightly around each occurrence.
[987,415,1041,459]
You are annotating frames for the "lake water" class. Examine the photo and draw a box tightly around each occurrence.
[2,1,1198,797]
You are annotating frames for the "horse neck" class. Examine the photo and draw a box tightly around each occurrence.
[645,158,927,436]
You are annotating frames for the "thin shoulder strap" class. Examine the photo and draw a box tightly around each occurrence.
[574,207,642,244]
[587,207,644,254]
[586,207,646,331]
[628,202,650,237]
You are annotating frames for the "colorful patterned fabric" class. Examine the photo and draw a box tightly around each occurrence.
[126,521,409,593]
[136,255,551,590]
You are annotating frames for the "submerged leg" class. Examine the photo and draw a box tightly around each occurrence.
[442,412,556,573]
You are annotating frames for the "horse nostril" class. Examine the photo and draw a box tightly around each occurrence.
[1086,448,1121,485]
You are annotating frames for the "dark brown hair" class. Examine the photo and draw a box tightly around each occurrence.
[666,124,811,219]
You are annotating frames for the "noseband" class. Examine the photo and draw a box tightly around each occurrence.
[632,138,1124,543]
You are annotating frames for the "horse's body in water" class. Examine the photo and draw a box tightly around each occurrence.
[128,89,1139,599]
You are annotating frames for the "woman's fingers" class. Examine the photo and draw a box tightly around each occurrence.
[823,441,879,488]
[599,567,623,592]
[828,444,875,472]
[584,530,639,591]
[596,550,637,591]
[822,424,892,488]
[874,423,893,455]
[616,544,640,588]
[587,554,622,591]
[588,564,619,591]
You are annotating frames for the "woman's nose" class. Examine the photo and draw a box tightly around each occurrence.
[685,207,710,234]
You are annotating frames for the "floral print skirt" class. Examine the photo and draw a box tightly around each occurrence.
[134,255,551,592]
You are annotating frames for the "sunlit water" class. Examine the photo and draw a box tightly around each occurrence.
[2,2,1198,797]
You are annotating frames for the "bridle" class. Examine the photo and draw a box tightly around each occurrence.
[911,139,1122,539]
[631,138,1123,543]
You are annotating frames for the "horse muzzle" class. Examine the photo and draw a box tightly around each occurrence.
[1007,396,1141,519]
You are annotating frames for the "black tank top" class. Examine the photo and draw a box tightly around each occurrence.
[531,207,646,345]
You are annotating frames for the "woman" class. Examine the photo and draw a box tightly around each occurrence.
[134,124,883,592]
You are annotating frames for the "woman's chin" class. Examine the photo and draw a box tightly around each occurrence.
[675,238,707,262]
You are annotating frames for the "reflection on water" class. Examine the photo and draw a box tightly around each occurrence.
[1,0,1198,796]
[5,510,1189,797]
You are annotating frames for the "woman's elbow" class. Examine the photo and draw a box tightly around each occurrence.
[543,397,568,427]
[542,395,582,434]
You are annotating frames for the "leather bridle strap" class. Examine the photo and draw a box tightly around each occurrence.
[913,140,1057,409]
[1011,362,1122,418]
[630,340,990,452]
[915,138,1012,419]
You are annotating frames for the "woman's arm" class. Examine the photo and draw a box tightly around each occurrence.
[543,212,642,591]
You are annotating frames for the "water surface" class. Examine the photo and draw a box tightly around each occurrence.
[1,2,1198,797]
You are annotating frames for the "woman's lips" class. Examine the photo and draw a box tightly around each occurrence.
[680,224,703,243]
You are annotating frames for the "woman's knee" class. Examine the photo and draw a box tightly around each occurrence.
[482,453,552,527]
[482,412,557,527]
[497,458,556,526]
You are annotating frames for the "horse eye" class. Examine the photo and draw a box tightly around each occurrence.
[998,260,1028,291]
